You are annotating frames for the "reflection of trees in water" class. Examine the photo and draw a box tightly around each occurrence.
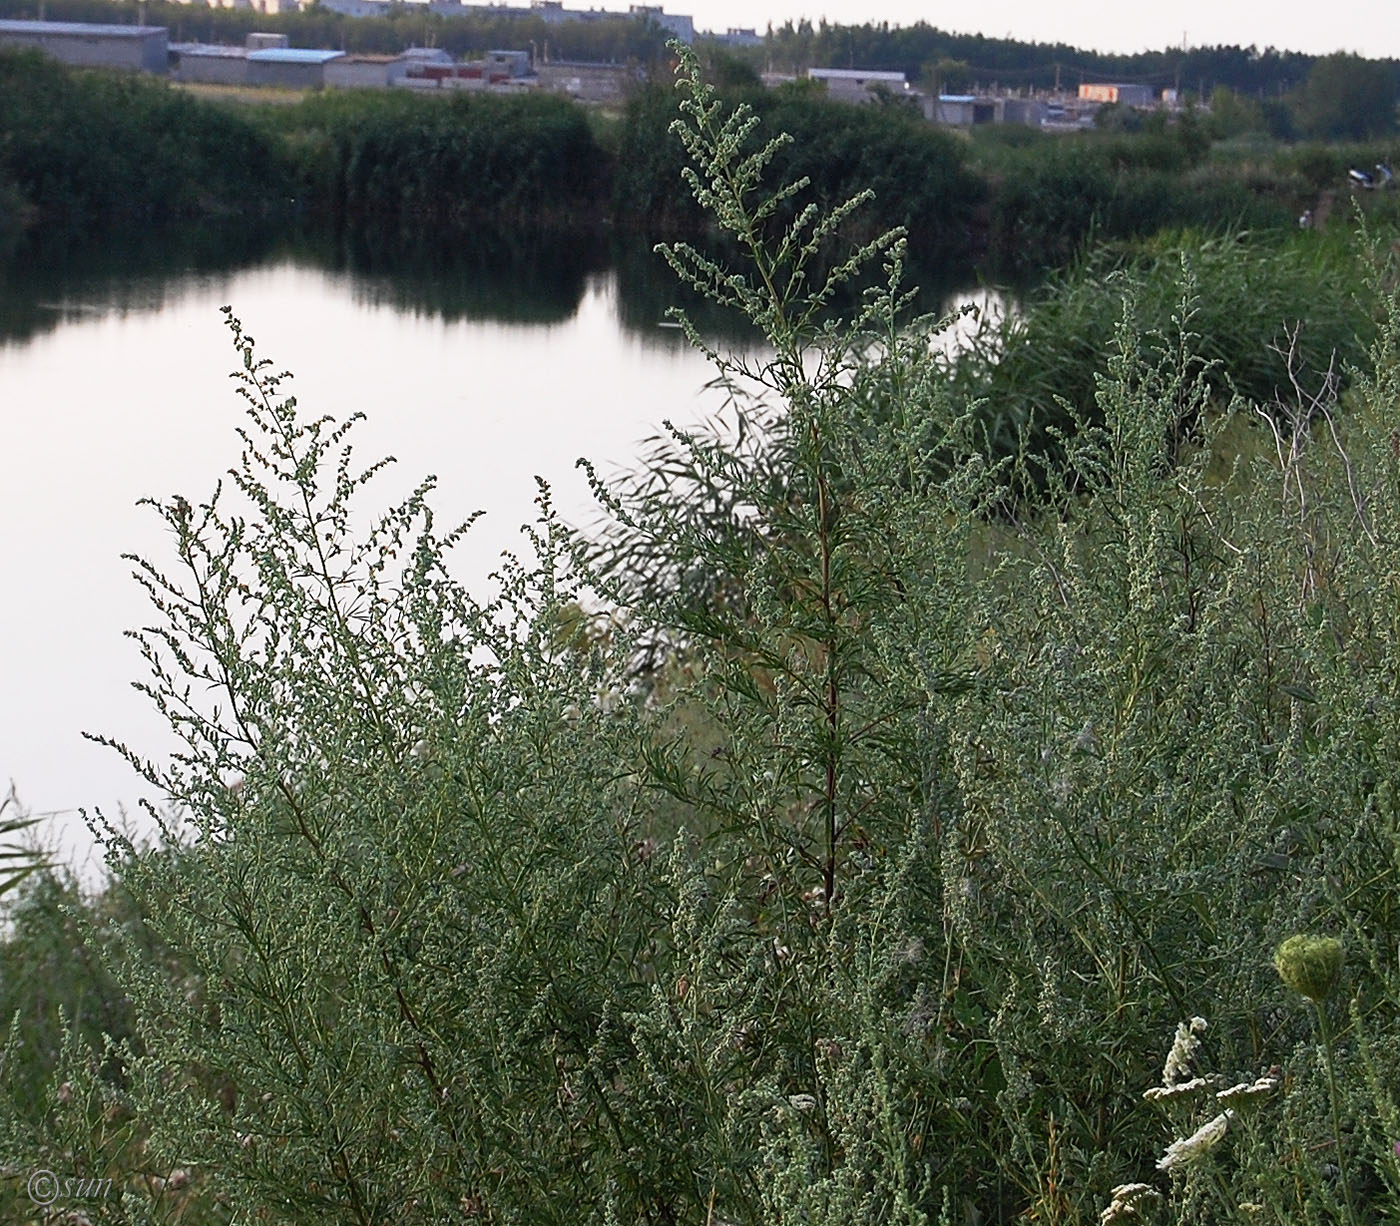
[305,224,611,327]
[0,221,615,343]
[0,219,981,349]
[0,220,283,346]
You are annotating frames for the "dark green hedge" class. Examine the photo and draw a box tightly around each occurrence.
[0,48,285,240]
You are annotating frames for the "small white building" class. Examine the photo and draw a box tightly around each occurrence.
[807,67,913,104]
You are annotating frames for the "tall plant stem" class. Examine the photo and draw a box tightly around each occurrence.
[1316,1003,1360,1226]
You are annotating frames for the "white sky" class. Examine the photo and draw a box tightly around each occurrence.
[676,0,1400,59]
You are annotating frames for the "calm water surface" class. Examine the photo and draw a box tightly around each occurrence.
[1,246,737,871]
[0,233,999,876]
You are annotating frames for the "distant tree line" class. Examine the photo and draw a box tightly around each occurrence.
[753,21,1325,97]
[742,23,1399,142]
[2,0,1396,137]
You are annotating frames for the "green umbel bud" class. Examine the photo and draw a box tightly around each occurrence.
[1274,935,1344,1003]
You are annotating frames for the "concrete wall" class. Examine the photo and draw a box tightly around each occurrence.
[1000,97,1047,126]
[535,60,638,102]
[171,46,248,84]
[245,52,340,88]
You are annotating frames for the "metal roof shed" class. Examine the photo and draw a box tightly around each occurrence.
[0,19,168,74]
[246,46,343,89]
[170,42,249,86]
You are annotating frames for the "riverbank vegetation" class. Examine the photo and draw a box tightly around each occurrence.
[0,48,285,247]
[6,46,1400,1226]
[4,42,1398,273]
[947,227,1380,475]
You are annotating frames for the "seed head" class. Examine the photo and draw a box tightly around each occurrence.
[1275,935,1343,1003]
[1161,1016,1207,1087]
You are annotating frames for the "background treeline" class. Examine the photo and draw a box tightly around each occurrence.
[759,21,1324,97]
[0,0,676,61]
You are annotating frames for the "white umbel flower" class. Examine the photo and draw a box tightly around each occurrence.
[1099,1182,1160,1223]
[1157,1110,1235,1171]
[1143,1075,1212,1101]
[1216,1068,1281,1106]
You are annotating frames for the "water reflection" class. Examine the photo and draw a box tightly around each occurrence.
[0,221,993,350]
[0,220,284,347]
[301,225,614,327]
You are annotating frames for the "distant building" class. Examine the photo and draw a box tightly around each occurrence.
[0,19,168,73]
[928,94,995,125]
[323,52,402,88]
[709,27,762,47]
[485,48,531,76]
[1079,82,1153,107]
[315,0,390,16]
[246,46,343,88]
[170,41,248,83]
[999,97,1047,126]
[807,67,912,104]
[625,4,693,42]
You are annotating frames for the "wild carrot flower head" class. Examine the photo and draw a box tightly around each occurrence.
[1144,1076,1212,1102]
[1099,1182,1160,1223]
[1215,1068,1281,1107]
[1157,1110,1234,1171]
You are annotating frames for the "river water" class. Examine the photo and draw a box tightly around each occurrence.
[0,227,994,877]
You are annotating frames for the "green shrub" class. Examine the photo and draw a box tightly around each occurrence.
[613,80,981,266]
[0,49,284,238]
[274,87,607,231]
[8,45,1400,1226]
[947,228,1375,479]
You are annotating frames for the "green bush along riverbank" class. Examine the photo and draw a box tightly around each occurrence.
[6,49,1400,1225]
